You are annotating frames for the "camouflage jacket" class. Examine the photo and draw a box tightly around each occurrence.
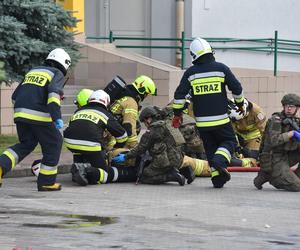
[126,120,184,168]
[261,112,300,153]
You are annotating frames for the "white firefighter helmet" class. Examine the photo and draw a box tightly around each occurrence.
[88,89,111,107]
[31,159,41,177]
[46,48,71,71]
[190,37,212,63]
[228,99,245,121]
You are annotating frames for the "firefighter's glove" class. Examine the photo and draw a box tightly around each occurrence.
[55,119,64,129]
[293,130,300,142]
[112,153,126,163]
[172,114,183,128]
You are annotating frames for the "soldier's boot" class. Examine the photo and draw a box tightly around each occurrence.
[211,168,231,188]
[71,163,88,186]
[38,183,62,192]
[166,168,185,186]
[179,166,195,184]
[253,171,271,190]
[294,166,300,179]
[0,166,3,187]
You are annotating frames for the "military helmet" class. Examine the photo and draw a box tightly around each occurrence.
[281,93,300,106]
[139,106,158,122]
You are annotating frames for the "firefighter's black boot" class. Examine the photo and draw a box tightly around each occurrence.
[211,167,231,188]
[166,168,185,186]
[179,166,195,184]
[71,163,88,186]
[253,171,271,190]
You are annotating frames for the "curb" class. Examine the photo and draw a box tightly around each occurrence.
[5,164,72,178]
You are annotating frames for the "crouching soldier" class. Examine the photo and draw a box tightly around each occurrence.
[254,93,300,191]
[113,106,195,185]
[64,90,136,186]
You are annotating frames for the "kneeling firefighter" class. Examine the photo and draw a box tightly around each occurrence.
[110,75,157,149]
[63,90,137,186]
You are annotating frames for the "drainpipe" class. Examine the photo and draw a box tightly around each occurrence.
[176,0,184,67]
[103,0,110,37]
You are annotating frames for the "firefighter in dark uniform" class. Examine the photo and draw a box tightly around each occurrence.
[64,90,137,186]
[254,93,300,191]
[172,37,245,188]
[0,48,71,191]
[110,75,157,149]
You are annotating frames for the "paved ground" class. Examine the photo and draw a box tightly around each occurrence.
[1,165,300,250]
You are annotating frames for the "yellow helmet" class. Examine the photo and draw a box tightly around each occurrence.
[132,75,157,96]
[74,89,94,108]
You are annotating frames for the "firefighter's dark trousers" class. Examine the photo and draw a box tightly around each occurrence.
[198,123,237,172]
[0,122,62,186]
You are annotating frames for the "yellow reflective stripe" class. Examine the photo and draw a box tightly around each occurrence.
[196,117,230,127]
[215,150,231,163]
[97,168,108,184]
[211,170,219,177]
[108,138,116,146]
[65,142,102,152]
[127,135,138,142]
[98,168,104,184]
[172,103,184,109]
[14,112,52,122]
[124,108,138,115]
[196,48,212,57]
[234,96,244,104]
[191,77,225,84]
[71,111,107,125]
[39,168,57,175]
[47,96,61,105]
[194,159,204,176]
[23,71,52,87]
[116,136,128,143]
[3,150,16,169]
[237,130,261,140]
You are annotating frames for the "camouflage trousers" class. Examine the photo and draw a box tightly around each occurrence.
[141,162,174,184]
[269,151,300,192]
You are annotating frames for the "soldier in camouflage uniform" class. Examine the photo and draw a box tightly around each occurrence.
[254,93,300,191]
[160,105,211,177]
[113,106,197,185]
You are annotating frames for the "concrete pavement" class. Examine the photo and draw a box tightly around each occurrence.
[0,172,299,250]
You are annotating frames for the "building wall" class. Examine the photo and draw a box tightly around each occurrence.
[84,0,177,64]
[188,0,300,72]
[85,0,151,56]
[85,0,300,72]
[56,0,85,32]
